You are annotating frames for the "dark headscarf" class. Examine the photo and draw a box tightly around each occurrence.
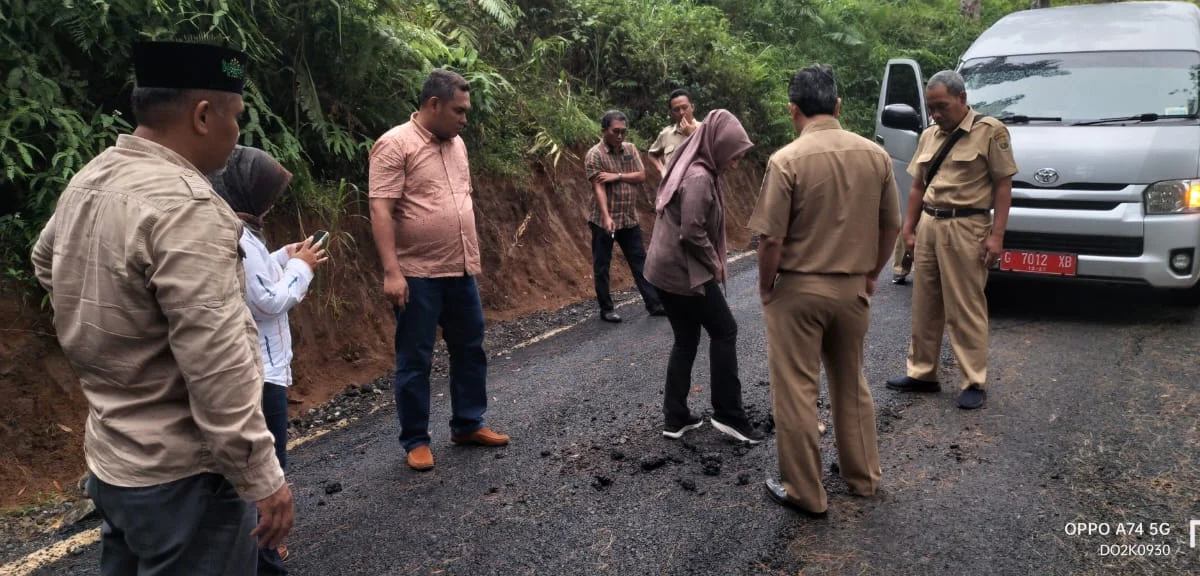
[209,145,293,232]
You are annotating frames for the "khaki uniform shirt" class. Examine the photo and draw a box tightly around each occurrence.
[907,108,1018,209]
[749,118,901,275]
[31,135,283,501]
[648,121,702,169]
[368,114,482,278]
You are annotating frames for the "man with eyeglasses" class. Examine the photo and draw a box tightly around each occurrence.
[584,109,666,323]
[885,70,1017,410]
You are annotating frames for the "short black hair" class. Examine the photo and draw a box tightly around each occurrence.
[668,89,690,103]
[130,87,192,128]
[788,64,839,117]
[601,109,627,130]
[418,69,470,107]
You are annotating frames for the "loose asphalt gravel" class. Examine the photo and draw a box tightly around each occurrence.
[9,254,1200,575]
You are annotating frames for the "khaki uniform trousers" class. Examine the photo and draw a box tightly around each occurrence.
[907,213,991,389]
[764,273,882,513]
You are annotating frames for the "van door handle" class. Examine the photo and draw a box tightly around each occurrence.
[875,135,885,145]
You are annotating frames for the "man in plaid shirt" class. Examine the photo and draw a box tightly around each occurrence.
[585,110,665,323]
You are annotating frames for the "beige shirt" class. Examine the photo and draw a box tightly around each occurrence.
[749,118,901,275]
[368,114,482,278]
[648,121,702,169]
[908,108,1019,209]
[645,166,723,296]
[31,135,283,501]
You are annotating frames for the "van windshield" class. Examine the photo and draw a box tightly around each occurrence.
[960,51,1200,123]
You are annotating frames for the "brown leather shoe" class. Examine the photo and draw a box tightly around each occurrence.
[451,427,510,447]
[407,445,434,471]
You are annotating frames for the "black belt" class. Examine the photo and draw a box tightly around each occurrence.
[923,205,989,219]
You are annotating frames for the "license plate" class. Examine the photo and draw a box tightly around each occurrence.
[1000,250,1077,276]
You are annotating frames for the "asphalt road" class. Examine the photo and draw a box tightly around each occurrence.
[27,256,1200,575]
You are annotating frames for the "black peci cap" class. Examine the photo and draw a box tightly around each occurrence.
[133,41,249,94]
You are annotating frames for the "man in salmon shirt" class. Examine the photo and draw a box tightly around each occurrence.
[368,69,510,472]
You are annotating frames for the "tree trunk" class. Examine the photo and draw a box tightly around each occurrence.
[961,0,981,20]
[1030,0,1050,9]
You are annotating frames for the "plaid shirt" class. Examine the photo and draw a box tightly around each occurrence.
[585,141,644,230]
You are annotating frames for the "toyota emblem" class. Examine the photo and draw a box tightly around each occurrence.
[1034,168,1060,185]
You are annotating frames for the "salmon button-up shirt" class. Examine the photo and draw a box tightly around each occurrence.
[368,114,482,278]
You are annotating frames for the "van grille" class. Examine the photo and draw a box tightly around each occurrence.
[1003,232,1143,257]
[1014,181,1128,191]
[1011,198,1121,210]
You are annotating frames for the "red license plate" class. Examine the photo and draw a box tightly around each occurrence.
[1000,250,1077,275]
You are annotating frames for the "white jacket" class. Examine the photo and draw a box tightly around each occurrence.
[239,229,313,387]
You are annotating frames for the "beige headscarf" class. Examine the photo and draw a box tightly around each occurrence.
[654,109,754,288]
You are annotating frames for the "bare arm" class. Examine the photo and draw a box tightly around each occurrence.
[369,197,410,307]
[593,180,612,222]
[983,176,1013,263]
[370,198,401,276]
[757,236,784,303]
[648,154,664,175]
[619,169,646,184]
[902,179,924,237]
[991,176,1012,238]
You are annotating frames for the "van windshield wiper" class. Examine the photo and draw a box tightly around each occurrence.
[1073,112,1200,126]
[998,114,1063,124]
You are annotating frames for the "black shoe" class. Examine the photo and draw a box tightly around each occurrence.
[764,478,827,518]
[892,274,908,285]
[711,416,764,445]
[885,376,940,393]
[663,413,704,439]
[957,386,987,409]
[648,306,667,317]
[600,310,622,323]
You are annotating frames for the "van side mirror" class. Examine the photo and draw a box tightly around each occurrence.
[882,104,923,133]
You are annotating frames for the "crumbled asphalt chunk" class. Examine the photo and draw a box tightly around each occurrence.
[679,478,697,492]
[610,450,626,461]
[592,475,613,490]
[324,482,343,495]
[540,450,552,458]
[701,453,723,476]
[737,473,752,486]
[640,456,668,472]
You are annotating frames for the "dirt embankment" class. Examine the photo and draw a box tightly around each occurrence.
[0,152,765,510]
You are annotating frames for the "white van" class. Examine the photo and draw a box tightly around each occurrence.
[875,1,1200,293]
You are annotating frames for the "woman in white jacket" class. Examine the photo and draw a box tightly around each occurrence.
[210,146,326,572]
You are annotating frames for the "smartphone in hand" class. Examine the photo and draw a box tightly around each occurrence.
[312,230,329,248]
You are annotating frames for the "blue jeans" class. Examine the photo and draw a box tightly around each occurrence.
[393,275,489,452]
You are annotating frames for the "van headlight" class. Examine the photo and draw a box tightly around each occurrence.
[1144,179,1200,214]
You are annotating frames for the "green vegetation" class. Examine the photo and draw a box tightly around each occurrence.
[1,0,1035,289]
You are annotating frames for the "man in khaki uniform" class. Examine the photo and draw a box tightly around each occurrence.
[751,65,901,516]
[886,70,1017,410]
[647,89,701,174]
